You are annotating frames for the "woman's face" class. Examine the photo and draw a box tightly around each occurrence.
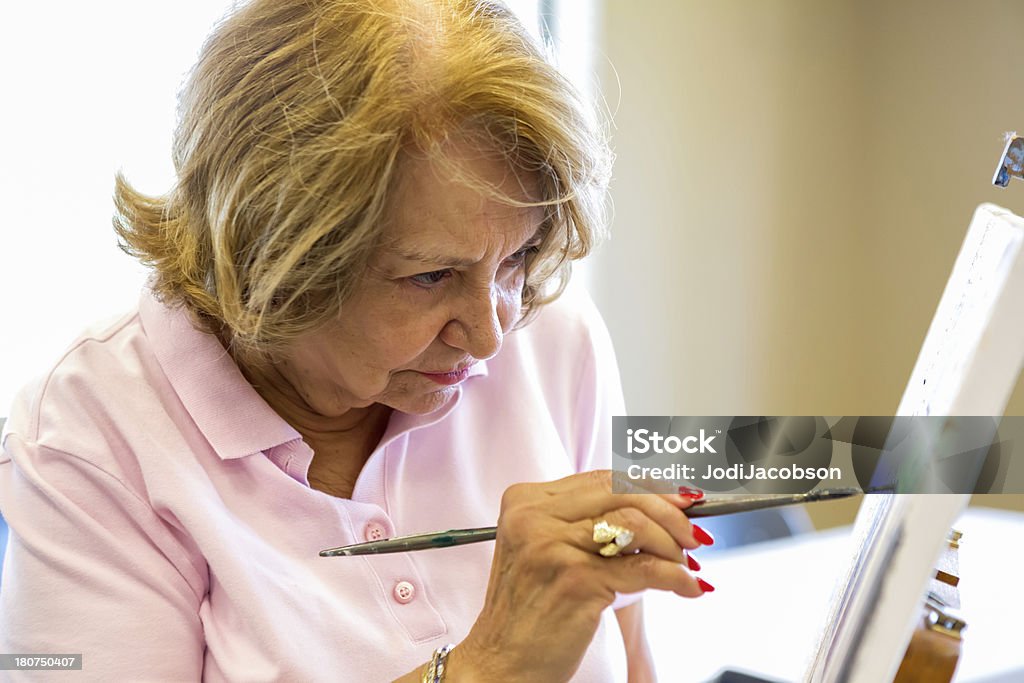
[276,141,545,418]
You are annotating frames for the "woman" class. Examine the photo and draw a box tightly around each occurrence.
[0,0,712,680]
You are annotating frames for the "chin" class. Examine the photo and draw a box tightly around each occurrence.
[384,385,459,415]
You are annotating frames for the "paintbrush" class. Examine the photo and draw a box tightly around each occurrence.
[319,487,865,557]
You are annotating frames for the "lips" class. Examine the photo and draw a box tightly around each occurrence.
[418,363,476,386]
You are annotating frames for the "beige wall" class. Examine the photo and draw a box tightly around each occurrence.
[589,0,1024,525]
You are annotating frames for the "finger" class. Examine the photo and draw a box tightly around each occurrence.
[583,551,709,599]
[545,472,703,550]
[567,508,685,564]
[596,494,700,551]
[559,470,698,514]
[613,472,701,512]
[544,469,689,501]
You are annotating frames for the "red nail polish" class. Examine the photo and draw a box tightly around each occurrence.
[686,554,701,572]
[692,524,715,546]
[678,486,705,500]
[697,578,715,593]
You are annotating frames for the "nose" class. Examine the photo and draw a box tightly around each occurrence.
[440,283,507,360]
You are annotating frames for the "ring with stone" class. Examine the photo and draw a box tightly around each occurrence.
[592,520,635,557]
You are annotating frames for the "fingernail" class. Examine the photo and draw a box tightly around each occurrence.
[697,578,716,593]
[692,524,715,546]
[678,486,705,500]
[686,553,701,572]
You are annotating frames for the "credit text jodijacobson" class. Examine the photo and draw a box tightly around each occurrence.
[626,463,844,481]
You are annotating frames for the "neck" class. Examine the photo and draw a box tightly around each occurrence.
[232,350,393,498]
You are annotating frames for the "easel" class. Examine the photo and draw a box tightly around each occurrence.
[893,530,965,682]
[809,203,1024,682]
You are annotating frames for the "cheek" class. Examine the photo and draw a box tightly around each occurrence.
[496,273,525,331]
[388,305,474,362]
[373,319,444,361]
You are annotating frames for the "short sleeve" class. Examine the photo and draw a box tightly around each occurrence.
[0,432,206,681]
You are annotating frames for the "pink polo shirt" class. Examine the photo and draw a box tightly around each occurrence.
[0,284,630,681]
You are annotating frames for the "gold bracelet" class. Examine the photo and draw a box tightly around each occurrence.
[421,644,455,683]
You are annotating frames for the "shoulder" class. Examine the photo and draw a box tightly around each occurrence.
[484,279,623,428]
[510,280,618,374]
[2,307,161,476]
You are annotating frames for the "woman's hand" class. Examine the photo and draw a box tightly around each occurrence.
[449,470,711,682]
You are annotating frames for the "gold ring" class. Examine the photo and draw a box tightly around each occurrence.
[592,520,635,557]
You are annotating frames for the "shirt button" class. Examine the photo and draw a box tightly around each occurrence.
[393,580,416,604]
[365,522,387,542]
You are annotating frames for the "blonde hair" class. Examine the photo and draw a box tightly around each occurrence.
[114,0,611,360]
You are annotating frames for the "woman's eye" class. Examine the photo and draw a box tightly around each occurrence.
[505,245,538,266]
[409,269,451,286]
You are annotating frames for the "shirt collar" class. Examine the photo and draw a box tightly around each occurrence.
[137,288,488,460]
[139,289,303,460]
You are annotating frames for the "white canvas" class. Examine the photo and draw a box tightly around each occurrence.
[808,203,1024,682]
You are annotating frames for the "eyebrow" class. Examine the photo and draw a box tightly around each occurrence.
[383,246,478,268]
[383,227,546,268]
